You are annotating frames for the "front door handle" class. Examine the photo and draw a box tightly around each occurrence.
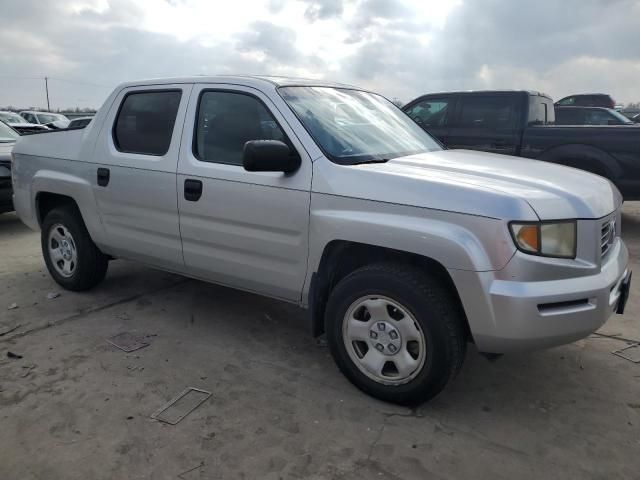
[97,168,110,187]
[184,179,203,201]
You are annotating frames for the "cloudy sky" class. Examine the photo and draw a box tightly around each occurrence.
[0,0,638,110]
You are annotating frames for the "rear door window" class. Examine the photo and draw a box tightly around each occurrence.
[113,90,182,156]
[456,96,519,129]
[404,98,452,127]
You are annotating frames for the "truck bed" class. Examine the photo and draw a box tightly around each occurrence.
[522,124,640,200]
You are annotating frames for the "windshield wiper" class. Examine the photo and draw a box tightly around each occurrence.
[349,158,390,165]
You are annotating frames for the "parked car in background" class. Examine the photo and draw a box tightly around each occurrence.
[0,111,49,134]
[403,90,640,200]
[67,117,93,129]
[555,93,616,108]
[19,111,70,129]
[0,120,19,213]
[555,106,636,126]
[10,76,631,405]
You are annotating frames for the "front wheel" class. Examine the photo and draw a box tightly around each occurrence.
[41,206,109,291]
[325,263,466,405]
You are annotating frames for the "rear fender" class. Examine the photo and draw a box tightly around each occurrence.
[32,169,106,244]
[538,144,621,180]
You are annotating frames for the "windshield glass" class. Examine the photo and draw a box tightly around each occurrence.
[0,112,27,125]
[0,121,19,142]
[279,86,441,164]
[38,113,67,124]
[609,109,633,124]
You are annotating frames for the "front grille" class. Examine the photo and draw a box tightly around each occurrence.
[601,218,615,257]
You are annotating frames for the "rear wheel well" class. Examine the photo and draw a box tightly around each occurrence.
[558,158,608,177]
[36,192,80,227]
[539,145,614,179]
[308,241,471,341]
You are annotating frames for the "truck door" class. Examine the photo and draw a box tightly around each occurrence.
[176,84,312,301]
[91,84,192,272]
[446,94,521,156]
[403,96,455,145]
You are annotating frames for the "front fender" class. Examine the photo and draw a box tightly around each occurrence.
[304,193,516,302]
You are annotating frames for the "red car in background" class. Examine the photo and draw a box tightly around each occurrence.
[555,93,616,108]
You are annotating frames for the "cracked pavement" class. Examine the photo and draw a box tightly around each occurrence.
[1,206,640,479]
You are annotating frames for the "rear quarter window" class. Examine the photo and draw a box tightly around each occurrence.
[528,96,555,125]
[113,90,182,156]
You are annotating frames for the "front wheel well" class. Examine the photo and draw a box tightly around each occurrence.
[308,241,471,341]
[35,192,80,227]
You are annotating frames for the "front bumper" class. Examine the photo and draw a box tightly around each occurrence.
[450,238,630,353]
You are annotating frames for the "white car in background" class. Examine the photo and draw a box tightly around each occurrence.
[0,120,19,213]
[0,111,49,134]
[67,117,93,129]
[19,111,70,129]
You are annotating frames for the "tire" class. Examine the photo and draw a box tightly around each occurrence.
[325,262,466,405]
[41,206,108,291]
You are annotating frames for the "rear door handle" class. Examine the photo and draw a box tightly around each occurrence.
[97,168,110,187]
[184,179,203,201]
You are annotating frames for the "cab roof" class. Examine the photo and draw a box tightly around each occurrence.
[413,89,551,98]
[116,75,358,90]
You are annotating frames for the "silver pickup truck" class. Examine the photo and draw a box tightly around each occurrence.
[11,76,631,405]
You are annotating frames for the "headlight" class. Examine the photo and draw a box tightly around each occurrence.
[509,221,576,258]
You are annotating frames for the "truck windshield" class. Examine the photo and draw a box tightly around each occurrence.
[609,109,634,125]
[0,121,19,142]
[38,113,67,124]
[0,112,27,125]
[279,86,441,165]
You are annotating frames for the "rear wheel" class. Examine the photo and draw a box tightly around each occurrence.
[41,206,108,291]
[325,263,466,405]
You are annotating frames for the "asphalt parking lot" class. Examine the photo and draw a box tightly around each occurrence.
[1,205,639,480]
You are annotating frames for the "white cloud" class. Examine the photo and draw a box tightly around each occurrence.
[0,0,638,109]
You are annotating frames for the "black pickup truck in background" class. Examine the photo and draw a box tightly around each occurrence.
[403,90,640,200]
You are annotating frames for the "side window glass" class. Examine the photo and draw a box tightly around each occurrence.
[556,109,579,124]
[194,91,289,165]
[407,99,450,127]
[528,98,551,125]
[558,97,575,106]
[113,90,182,156]
[585,110,611,125]
[457,96,517,129]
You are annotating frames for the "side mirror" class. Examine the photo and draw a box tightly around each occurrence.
[607,119,618,125]
[0,166,10,179]
[243,140,300,173]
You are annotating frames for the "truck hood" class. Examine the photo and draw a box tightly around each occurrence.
[313,149,620,220]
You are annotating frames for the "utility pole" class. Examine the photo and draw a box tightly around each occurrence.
[44,77,50,111]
